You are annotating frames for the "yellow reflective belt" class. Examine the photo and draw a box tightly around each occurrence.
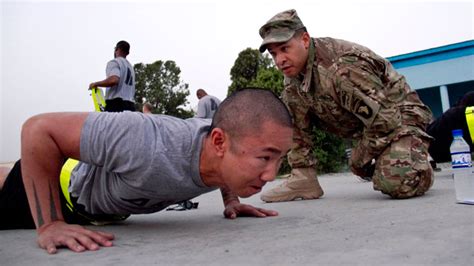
[59,159,129,225]
[91,87,106,112]
[466,106,474,144]
[60,159,79,212]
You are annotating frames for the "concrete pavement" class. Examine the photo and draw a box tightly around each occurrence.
[1,167,473,265]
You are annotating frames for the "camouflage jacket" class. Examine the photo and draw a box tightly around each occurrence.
[283,37,433,168]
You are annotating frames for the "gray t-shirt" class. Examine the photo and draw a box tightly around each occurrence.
[195,95,221,118]
[69,112,216,215]
[105,57,136,102]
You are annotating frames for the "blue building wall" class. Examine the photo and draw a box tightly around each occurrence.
[387,40,474,118]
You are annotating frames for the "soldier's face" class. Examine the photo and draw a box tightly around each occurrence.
[267,32,310,78]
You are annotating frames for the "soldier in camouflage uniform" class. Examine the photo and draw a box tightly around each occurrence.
[259,9,434,202]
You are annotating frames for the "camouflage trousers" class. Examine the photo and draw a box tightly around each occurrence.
[288,129,434,199]
[369,134,433,199]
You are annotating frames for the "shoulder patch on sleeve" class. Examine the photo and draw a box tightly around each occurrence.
[339,85,380,127]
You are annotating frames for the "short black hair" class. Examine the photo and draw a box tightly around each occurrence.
[116,40,130,55]
[143,102,153,110]
[209,88,292,139]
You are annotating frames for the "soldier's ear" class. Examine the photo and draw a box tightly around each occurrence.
[302,32,310,49]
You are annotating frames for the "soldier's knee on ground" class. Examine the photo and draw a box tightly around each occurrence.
[372,135,434,199]
[376,168,433,199]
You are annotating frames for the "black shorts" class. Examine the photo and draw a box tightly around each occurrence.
[0,160,121,230]
[105,98,136,112]
[0,161,37,229]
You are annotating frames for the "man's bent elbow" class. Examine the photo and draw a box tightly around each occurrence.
[21,114,50,145]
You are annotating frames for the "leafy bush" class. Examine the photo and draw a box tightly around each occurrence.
[311,128,347,174]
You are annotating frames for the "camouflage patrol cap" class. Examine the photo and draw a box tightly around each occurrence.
[258,9,305,53]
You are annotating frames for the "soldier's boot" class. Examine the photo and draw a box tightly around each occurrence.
[260,168,324,202]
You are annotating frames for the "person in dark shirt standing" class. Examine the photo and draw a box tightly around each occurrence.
[427,91,474,162]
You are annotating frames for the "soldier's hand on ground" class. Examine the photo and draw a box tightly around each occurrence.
[37,220,114,254]
[223,201,278,219]
[350,159,376,181]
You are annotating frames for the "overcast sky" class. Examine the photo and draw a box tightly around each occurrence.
[1,0,473,162]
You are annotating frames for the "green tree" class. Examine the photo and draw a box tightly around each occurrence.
[228,48,273,95]
[227,48,347,174]
[249,67,285,95]
[134,60,193,118]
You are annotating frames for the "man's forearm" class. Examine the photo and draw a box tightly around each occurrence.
[23,166,64,230]
[91,76,119,88]
[220,187,240,206]
[21,126,66,228]
[20,113,86,229]
[24,173,64,229]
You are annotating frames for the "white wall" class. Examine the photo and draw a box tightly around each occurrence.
[396,55,474,90]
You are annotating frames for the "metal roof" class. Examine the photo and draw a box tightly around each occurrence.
[387,39,474,68]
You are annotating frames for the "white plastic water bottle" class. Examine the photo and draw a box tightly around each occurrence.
[450,129,474,204]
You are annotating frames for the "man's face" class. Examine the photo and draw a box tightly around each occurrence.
[196,92,205,99]
[266,32,310,78]
[220,121,293,198]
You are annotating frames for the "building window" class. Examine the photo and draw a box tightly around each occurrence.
[417,86,442,118]
[447,80,474,107]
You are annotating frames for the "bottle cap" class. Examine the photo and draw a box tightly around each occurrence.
[452,129,463,137]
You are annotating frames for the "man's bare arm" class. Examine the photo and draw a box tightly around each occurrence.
[220,187,278,219]
[89,76,119,89]
[220,186,240,207]
[21,113,84,228]
[21,112,113,254]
